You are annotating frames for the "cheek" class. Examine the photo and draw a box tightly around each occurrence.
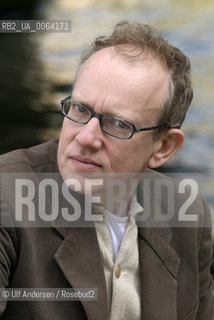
[59,120,76,145]
[58,121,73,159]
[111,136,154,171]
[107,142,134,169]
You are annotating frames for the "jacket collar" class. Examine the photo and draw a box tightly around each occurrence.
[138,224,180,319]
[51,167,180,320]
[53,224,109,320]
[136,169,180,319]
[52,220,180,320]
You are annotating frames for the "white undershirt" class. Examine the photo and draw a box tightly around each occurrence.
[93,195,143,261]
[105,210,129,260]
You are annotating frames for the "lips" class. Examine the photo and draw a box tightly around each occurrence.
[70,155,102,170]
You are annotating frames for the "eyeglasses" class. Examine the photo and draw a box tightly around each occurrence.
[60,96,168,139]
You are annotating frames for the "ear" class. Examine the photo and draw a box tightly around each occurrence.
[148,129,184,168]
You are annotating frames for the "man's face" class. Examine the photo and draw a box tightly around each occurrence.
[58,47,170,181]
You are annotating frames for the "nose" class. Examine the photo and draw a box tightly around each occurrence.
[75,117,103,149]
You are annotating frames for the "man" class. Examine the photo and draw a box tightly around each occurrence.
[0,22,213,319]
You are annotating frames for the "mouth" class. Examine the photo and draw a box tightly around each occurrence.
[70,155,102,171]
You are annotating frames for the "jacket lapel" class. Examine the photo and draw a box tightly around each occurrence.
[138,225,180,320]
[52,225,109,320]
[51,168,180,320]
[52,220,180,320]
[135,169,180,319]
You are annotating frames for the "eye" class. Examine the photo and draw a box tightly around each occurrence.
[73,104,87,113]
[115,120,130,130]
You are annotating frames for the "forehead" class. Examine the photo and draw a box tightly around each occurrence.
[78,45,167,75]
[73,46,170,123]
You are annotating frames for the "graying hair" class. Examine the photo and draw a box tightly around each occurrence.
[77,22,193,137]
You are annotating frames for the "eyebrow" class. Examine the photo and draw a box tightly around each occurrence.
[71,95,87,106]
[70,96,140,126]
[71,96,118,116]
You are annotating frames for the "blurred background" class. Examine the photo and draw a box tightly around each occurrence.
[0,0,213,270]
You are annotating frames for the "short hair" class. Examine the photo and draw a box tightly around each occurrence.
[79,22,193,136]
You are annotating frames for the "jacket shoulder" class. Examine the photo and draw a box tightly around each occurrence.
[137,168,211,229]
[0,139,58,172]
